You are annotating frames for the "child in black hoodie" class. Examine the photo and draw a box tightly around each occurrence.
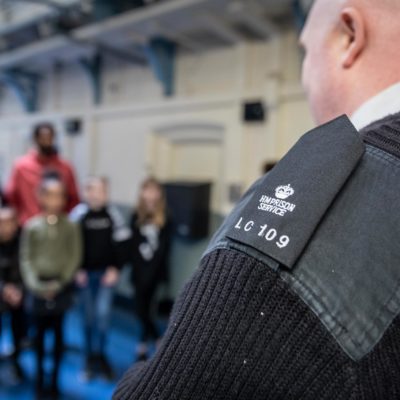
[70,176,131,381]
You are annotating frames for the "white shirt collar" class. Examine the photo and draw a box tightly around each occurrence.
[350,82,400,130]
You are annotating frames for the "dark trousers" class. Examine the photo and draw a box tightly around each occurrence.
[135,284,159,342]
[34,312,64,391]
[10,307,24,362]
[0,306,25,363]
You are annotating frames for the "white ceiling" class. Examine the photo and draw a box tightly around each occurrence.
[0,0,297,71]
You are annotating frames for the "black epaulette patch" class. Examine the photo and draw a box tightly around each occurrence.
[226,115,365,269]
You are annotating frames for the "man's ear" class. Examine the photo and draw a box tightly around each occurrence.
[340,7,366,68]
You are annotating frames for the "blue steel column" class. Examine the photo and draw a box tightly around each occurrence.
[145,37,176,97]
[79,53,103,105]
[0,69,40,113]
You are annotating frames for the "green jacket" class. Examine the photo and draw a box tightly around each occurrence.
[20,214,82,297]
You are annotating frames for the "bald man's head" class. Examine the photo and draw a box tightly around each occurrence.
[300,0,400,124]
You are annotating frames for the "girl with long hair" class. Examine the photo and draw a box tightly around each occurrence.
[130,178,171,361]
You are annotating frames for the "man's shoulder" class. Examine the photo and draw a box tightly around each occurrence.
[69,203,89,222]
[13,152,36,170]
[106,204,132,241]
[106,204,124,219]
[54,156,74,171]
[205,115,400,363]
[360,112,400,159]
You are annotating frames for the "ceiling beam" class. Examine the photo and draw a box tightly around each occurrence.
[0,35,71,69]
[12,0,74,12]
[74,0,211,41]
[229,0,279,39]
[68,34,148,66]
[199,13,245,44]
[151,22,207,52]
[96,41,147,65]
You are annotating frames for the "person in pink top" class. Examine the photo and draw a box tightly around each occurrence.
[5,123,80,225]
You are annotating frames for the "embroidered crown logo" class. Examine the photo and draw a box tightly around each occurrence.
[275,184,294,200]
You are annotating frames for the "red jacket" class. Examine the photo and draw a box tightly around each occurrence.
[5,150,80,225]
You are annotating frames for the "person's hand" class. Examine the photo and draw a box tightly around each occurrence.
[2,284,22,307]
[75,270,88,287]
[101,266,119,287]
[43,290,56,301]
[43,280,60,299]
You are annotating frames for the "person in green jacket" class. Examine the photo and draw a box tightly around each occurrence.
[20,172,82,400]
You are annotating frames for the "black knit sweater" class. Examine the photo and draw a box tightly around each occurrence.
[113,114,400,400]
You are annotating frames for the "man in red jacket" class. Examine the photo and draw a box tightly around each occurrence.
[5,123,80,225]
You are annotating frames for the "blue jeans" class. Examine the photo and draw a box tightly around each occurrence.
[80,270,114,357]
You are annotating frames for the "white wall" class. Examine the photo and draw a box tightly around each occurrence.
[0,29,314,214]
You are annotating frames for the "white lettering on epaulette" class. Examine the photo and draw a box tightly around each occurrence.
[234,217,290,249]
[258,184,296,217]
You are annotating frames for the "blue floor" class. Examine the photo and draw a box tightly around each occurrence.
[0,306,154,400]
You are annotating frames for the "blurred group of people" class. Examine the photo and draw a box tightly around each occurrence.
[0,123,172,400]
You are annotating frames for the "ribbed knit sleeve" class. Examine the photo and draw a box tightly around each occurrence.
[114,113,400,400]
[114,249,365,400]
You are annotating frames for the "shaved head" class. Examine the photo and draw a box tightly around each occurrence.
[300,0,400,123]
